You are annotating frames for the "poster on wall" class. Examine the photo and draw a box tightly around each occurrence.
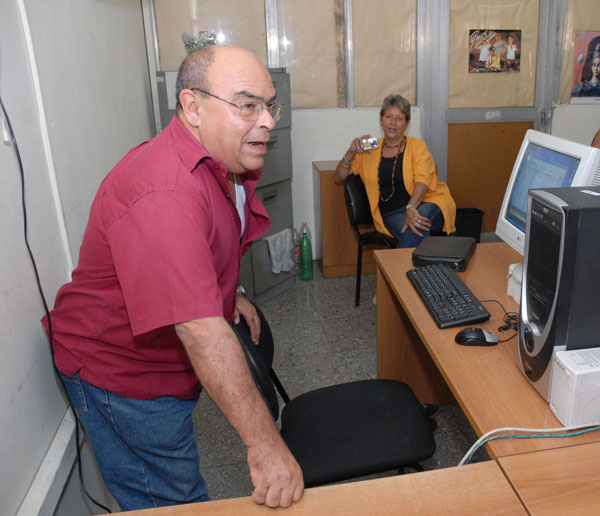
[571,30,600,103]
[468,30,521,73]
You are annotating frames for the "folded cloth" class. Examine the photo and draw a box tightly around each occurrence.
[265,228,295,273]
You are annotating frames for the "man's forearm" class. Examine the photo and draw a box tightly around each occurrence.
[175,316,304,507]
[175,316,277,447]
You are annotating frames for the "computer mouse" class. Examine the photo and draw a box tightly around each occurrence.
[455,327,499,346]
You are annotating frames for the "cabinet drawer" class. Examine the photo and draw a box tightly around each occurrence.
[269,69,291,129]
[260,128,292,187]
[255,180,293,237]
[250,237,295,295]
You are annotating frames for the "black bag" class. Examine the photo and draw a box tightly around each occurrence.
[412,236,477,271]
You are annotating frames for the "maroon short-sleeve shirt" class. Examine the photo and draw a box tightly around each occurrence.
[44,116,270,399]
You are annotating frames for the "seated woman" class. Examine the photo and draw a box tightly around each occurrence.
[335,94,456,248]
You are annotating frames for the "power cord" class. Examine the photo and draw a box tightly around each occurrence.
[1,95,112,513]
[480,298,519,342]
[459,423,600,465]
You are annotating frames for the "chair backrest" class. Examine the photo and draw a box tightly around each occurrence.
[230,305,280,421]
[344,174,374,231]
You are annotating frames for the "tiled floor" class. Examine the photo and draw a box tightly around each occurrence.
[192,265,488,501]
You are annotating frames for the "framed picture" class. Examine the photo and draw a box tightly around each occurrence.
[468,29,521,73]
[571,30,600,103]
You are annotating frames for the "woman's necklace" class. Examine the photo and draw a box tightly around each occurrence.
[378,136,406,203]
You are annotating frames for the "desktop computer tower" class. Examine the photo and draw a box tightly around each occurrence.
[518,186,600,401]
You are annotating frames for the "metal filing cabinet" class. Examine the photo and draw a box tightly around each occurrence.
[155,67,295,303]
[240,68,295,303]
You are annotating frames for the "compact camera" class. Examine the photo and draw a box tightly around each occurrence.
[361,137,379,151]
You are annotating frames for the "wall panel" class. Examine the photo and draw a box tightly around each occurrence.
[449,0,539,108]
[154,0,267,70]
[447,122,533,232]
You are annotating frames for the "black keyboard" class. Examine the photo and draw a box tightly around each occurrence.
[406,264,490,329]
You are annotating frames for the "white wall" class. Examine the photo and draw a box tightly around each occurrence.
[0,1,153,514]
[551,104,600,146]
[289,107,421,258]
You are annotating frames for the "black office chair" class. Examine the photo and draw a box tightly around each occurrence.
[343,174,397,306]
[231,305,436,488]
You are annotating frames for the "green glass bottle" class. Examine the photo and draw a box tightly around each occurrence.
[299,223,313,281]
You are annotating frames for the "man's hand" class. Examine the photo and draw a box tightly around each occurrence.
[233,293,261,343]
[248,439,304,508]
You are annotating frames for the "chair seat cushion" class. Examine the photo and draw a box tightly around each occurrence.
[280,379,436,487]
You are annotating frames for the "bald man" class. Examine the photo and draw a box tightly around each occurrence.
[592,129,600,149]
[43,46,303,511]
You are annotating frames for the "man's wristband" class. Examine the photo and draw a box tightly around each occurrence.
[406,204,418,211]
[236,285,245,295]
[342,153,352,164]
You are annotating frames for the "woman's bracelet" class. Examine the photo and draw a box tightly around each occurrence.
[342,153,352,164]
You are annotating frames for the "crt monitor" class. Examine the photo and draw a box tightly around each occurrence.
[495,129,600,255]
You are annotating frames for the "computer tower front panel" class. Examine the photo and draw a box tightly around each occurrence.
[518,187,600,401]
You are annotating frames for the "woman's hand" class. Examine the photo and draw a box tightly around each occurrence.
[335,134,373,181]
[402,206,431,237]
[401,183,430,236]
[347,134,373,157]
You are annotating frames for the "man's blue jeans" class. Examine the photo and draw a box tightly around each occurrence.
[58,371,209,511]
[382,202,444,248]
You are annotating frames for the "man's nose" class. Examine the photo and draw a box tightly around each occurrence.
[258,106,276,130]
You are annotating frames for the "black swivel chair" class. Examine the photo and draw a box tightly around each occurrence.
[343,174,397,306]
[231,305,436,488]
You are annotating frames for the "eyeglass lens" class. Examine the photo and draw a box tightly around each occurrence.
[239,103,283,122]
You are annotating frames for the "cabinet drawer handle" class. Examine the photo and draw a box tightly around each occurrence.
[267,135,278,149]
[262,190,278,204]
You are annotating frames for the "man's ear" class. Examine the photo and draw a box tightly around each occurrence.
[178,89,202,128]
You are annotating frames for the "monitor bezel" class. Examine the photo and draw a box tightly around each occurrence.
[495,129,600,256]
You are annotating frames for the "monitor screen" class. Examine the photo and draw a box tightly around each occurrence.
[504,143,581,234]
[496,130,600,256]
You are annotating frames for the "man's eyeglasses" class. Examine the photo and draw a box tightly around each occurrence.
[190,88,284,122]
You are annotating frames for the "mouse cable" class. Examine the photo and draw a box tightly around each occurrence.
[458,423,600,466]
[1,95,112,514]
[479,298,519,339]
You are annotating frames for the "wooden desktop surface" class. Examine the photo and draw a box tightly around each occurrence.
[498,441,600,515]
[374,242,600,458]
[114,461,525,515]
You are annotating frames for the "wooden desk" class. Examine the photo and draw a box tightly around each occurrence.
[499,441,600,515]
[115,461,525,515]
[375,242,600,458]
[313,161,378,278]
